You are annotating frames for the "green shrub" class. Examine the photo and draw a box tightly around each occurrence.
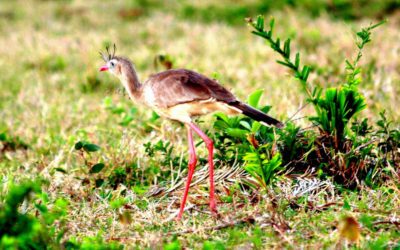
[0,180,62,249]
[245,16,397,188]
[310,86,366,150]
[213,89,282,190]
[0,180,122,249]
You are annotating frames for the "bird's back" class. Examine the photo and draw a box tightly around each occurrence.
[143,69,237,109]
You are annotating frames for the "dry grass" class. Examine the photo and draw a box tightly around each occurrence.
[0,0,399,248]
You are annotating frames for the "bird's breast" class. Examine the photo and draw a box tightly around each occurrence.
[142,85,156,107]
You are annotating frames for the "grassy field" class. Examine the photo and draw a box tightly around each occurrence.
[0,0,399,249]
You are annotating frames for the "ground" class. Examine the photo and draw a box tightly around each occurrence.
[0,0,399,249]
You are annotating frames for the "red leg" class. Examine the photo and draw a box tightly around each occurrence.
[177,127,197,220]
[189,122,217,215]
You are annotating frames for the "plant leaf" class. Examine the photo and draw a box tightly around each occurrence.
[54,167,67,173]
[83,143,101,152]
[95,178,104,187]
[74,141,84,150]
[90,163,105,174]
[247,89,264,108]
[226,128,248,139]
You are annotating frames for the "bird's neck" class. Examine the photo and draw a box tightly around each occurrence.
[120,64,142,100]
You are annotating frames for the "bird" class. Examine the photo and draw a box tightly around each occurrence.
[99,45,284,220]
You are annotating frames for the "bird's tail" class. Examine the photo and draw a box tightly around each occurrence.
[229,102,284,128]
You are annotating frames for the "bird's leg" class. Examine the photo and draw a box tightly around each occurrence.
[177,126,197,220]
[189,122,218,215]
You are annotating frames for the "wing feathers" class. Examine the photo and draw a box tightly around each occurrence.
[145,69,236,108]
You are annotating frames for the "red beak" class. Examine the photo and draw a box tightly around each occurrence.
[99,65,109,72]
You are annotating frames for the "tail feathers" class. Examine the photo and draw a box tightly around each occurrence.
[229,102,284,128]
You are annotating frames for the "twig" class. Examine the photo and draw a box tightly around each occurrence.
[313,202,342,211]
[347,139,378,156]
[299,123,320,133]
[285,103,309,124]
[288,116,309,122]
[373,220,400,228]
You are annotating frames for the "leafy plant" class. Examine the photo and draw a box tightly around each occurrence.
[213,89,276,165]
[244,147,283,190]
[307,20,384,150]
[103,97,138,127]
[375,111,400,167]
[247,16,312,97]
[0,131,29,153]
[0,180,123,249]
[212,89,283,190]
[74,141,101,152]
[41,55,66,72]
[73,140,110,188]
[89,162,105,174]
[144,139,185,183]
[0,180,66,249]
[351,118,372,136]
[310,86,366,150]
[153,54,174,70]
[277,122,313,169]
[248,16,393,187]
[81,73,103,93]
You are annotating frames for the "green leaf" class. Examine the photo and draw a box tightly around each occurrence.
[226,128,248,138]
[214,112,229,123]
[277,60,293,68]
[295,53,300,68]
[251,121,262,133]
[345,60,354,70]
[54,167,67,173]
[247,89,264,108]
[256,16,264,30]
[0,132,6,141]
[83,143,101,152]
[269,18,275,33]
[110,198,126,209]
[119,115,134,126]
[133,186,149,195]
[74,141,83,150]
[301,66,310,81]
[151,111,160,121]
[164,239,181,250]
[213,120,229,130]
[90,163,105,174]
[343,198,351,210]
[111,106,125,114]
[251,30,267,38]
[284,38,291,57]
[95,179,104,187]
[35,203,48,213]
[359,214,374,230]
[239,121,251,131]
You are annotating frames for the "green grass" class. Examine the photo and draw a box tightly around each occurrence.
[0,0,399,248]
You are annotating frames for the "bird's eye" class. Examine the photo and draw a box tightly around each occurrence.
[110,61,115,67]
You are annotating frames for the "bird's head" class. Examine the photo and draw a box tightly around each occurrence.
[99,44,130,78]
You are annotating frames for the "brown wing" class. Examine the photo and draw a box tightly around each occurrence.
[145,69,237,108]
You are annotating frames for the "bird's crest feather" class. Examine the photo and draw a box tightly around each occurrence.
[99,44,117,62]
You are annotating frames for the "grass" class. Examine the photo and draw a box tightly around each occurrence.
[0,0,399,248]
